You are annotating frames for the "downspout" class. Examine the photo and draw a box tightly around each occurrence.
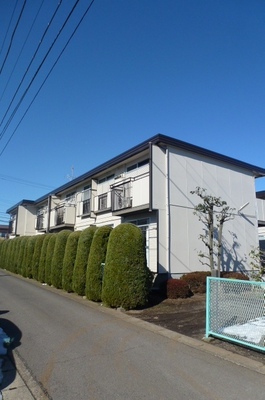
[15,208,18,236]
[165,148,171,277]
[47,195,51,233]
[149,141,153,212]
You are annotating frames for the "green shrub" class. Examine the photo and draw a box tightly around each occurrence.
[86,226,112,301]
[51,230,72,289]
[166,279,193,299]
[5,239,13,271]
[11,237,22,273]
[32,235,46,281]
[0,240,9,269]
[221,272,249,280]
[21,236,36,278]
[45,234,57,285]
[62,231,81,292]
[180,271,211,294]
[102,223,152,310]
[72,226,97,296]
[38,234,53,283]
[0,239,5,269]
[17,236,28,276]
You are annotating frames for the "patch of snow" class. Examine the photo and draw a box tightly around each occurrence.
[222,317,265,345]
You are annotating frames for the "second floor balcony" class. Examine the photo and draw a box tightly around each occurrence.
[36,214,45,231]
[50,204,76,230]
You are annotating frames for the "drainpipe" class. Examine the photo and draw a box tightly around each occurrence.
[165,148,171,277]
[149,141,153,212]
[15,207,19,236]
[47,195,51,233]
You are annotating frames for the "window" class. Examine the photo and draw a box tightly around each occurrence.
[127,159,149,172]
[65,191,76,204]
[98,194,108,211]
[82,185,91,215]
[98,174,114,184]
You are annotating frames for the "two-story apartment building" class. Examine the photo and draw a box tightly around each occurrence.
[6,134,265,277]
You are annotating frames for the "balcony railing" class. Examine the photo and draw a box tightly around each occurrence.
[36,214,44,230]
[55,206,65,225]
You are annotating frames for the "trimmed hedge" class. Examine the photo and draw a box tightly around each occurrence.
[221,272,249,280]
[86,226,112,301]
[166,279,193,299]
[102,223,152,310]
[51,230,72,289]
[45,234,57,285]
[38,234,53,283]
[22,236,36,278]
[62,231,81,292]
[180,271,211,294]
[32,235,46,280]
[72,226,97,296]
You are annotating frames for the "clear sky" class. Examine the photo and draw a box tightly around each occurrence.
[0,0,264,223]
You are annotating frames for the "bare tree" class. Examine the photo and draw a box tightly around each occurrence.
[191,187,235,276]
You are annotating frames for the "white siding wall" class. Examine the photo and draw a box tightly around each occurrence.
[168,146,258,275]
[257,198,265,223]
[17,205,36,236]
[151,145,168,273]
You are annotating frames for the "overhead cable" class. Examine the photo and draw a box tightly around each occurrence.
[0,0,18,57]
[0,0,80,142]
[0,0,45,103]
[0,0,96,157]
[0,0,27,75]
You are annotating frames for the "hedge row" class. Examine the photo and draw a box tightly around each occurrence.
[0,224,152,310]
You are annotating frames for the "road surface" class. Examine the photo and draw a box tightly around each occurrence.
[0,269,264,400]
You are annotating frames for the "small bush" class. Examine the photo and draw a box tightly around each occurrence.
[62,231,81,292]
[17,237,28,276]
[102,223,152,310]
[166,279,193,299]
[32,235,46,281]
[38,234,53,283]
[72,226,97,296]
[45,234,57,285]
[86,226,112,302]
[51,230,72,289]
[22,236,35,278]
[180,271,211,294]
[221,272,249,280]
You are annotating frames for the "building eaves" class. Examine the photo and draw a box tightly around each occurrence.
[8,134,265,210]
[6,199,35,214]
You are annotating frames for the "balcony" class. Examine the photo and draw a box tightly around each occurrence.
[50,205,76,230]
[36,214,45,231]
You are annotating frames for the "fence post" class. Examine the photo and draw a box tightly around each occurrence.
[205,277,211,338]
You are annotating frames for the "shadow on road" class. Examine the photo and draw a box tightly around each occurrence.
[0,313,22,390]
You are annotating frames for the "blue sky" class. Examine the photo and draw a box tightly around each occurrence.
[0,0,264,223]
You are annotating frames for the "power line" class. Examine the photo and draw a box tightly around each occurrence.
[0,0,45,103]
[0,0,81,143]
[0,0,27,75]
[0,0,18,57]
[0,0,62,127]
[0,0,96,156]
[0,173,54,189]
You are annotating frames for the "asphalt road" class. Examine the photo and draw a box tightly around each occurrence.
[0,269,265,400]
